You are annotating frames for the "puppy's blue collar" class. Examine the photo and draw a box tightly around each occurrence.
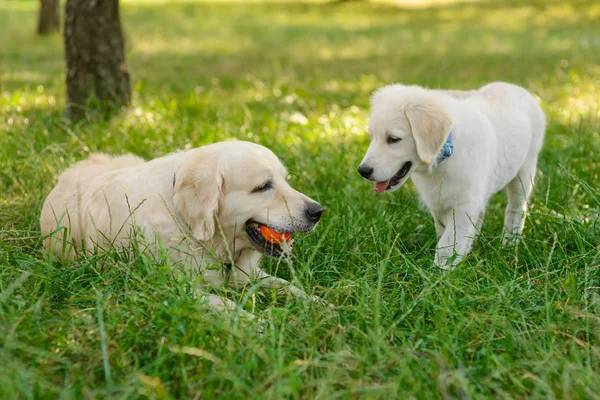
[436,132,454,164]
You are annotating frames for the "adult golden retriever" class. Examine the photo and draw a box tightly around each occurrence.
[41,141,325,313]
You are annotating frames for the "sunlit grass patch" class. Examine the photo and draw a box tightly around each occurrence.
[540,68,600,122]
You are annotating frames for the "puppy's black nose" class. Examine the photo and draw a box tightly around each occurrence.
[358,164,373,179]
[305,202,325,223]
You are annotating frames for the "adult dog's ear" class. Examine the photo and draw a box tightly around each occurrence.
[173,150,222,241]
[405,102,453,164]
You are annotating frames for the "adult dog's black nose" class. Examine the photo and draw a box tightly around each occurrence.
[358,164,373,179]
[305,202,325,223]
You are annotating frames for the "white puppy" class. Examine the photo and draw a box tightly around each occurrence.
[41,141,325,312]
[358,82,545,269]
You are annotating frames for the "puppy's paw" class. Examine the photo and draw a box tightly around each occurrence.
[434,254,458,270]
[501,232,521,246]
[434,261,456,271]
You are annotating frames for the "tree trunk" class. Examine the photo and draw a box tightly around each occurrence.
[64,0,131,121]
[38,0,60,35]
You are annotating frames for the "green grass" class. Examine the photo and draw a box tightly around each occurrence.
[1,0,600,397]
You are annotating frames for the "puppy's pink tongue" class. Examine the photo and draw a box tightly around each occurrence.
[374,180,390,193]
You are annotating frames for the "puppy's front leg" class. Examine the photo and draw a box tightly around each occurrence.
[433,215,446,240]
[434,205,483,269]
[230,249,322,302]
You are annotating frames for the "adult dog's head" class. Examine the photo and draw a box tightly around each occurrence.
[358,85,454,192]
[173,141,324,257]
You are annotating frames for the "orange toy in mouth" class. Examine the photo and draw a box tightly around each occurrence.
[260,225,293,244]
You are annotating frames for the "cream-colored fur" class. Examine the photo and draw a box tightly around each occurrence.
[359,82,545,269]
[41,141,325,314]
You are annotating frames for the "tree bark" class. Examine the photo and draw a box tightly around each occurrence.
[38,0,60,35]
[64,0,131,121]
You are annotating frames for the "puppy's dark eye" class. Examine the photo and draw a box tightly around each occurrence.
[252,181,273,193]
[387,136,402,144]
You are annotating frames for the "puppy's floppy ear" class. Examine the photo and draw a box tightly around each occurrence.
[405,101,454,164]
[173,151,222,241]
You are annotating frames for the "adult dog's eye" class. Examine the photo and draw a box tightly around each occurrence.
[387,136,402,144]
[252,181,273,193]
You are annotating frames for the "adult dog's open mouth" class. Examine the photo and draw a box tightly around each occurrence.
[246,220,294,257]
[374,161,412,193]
